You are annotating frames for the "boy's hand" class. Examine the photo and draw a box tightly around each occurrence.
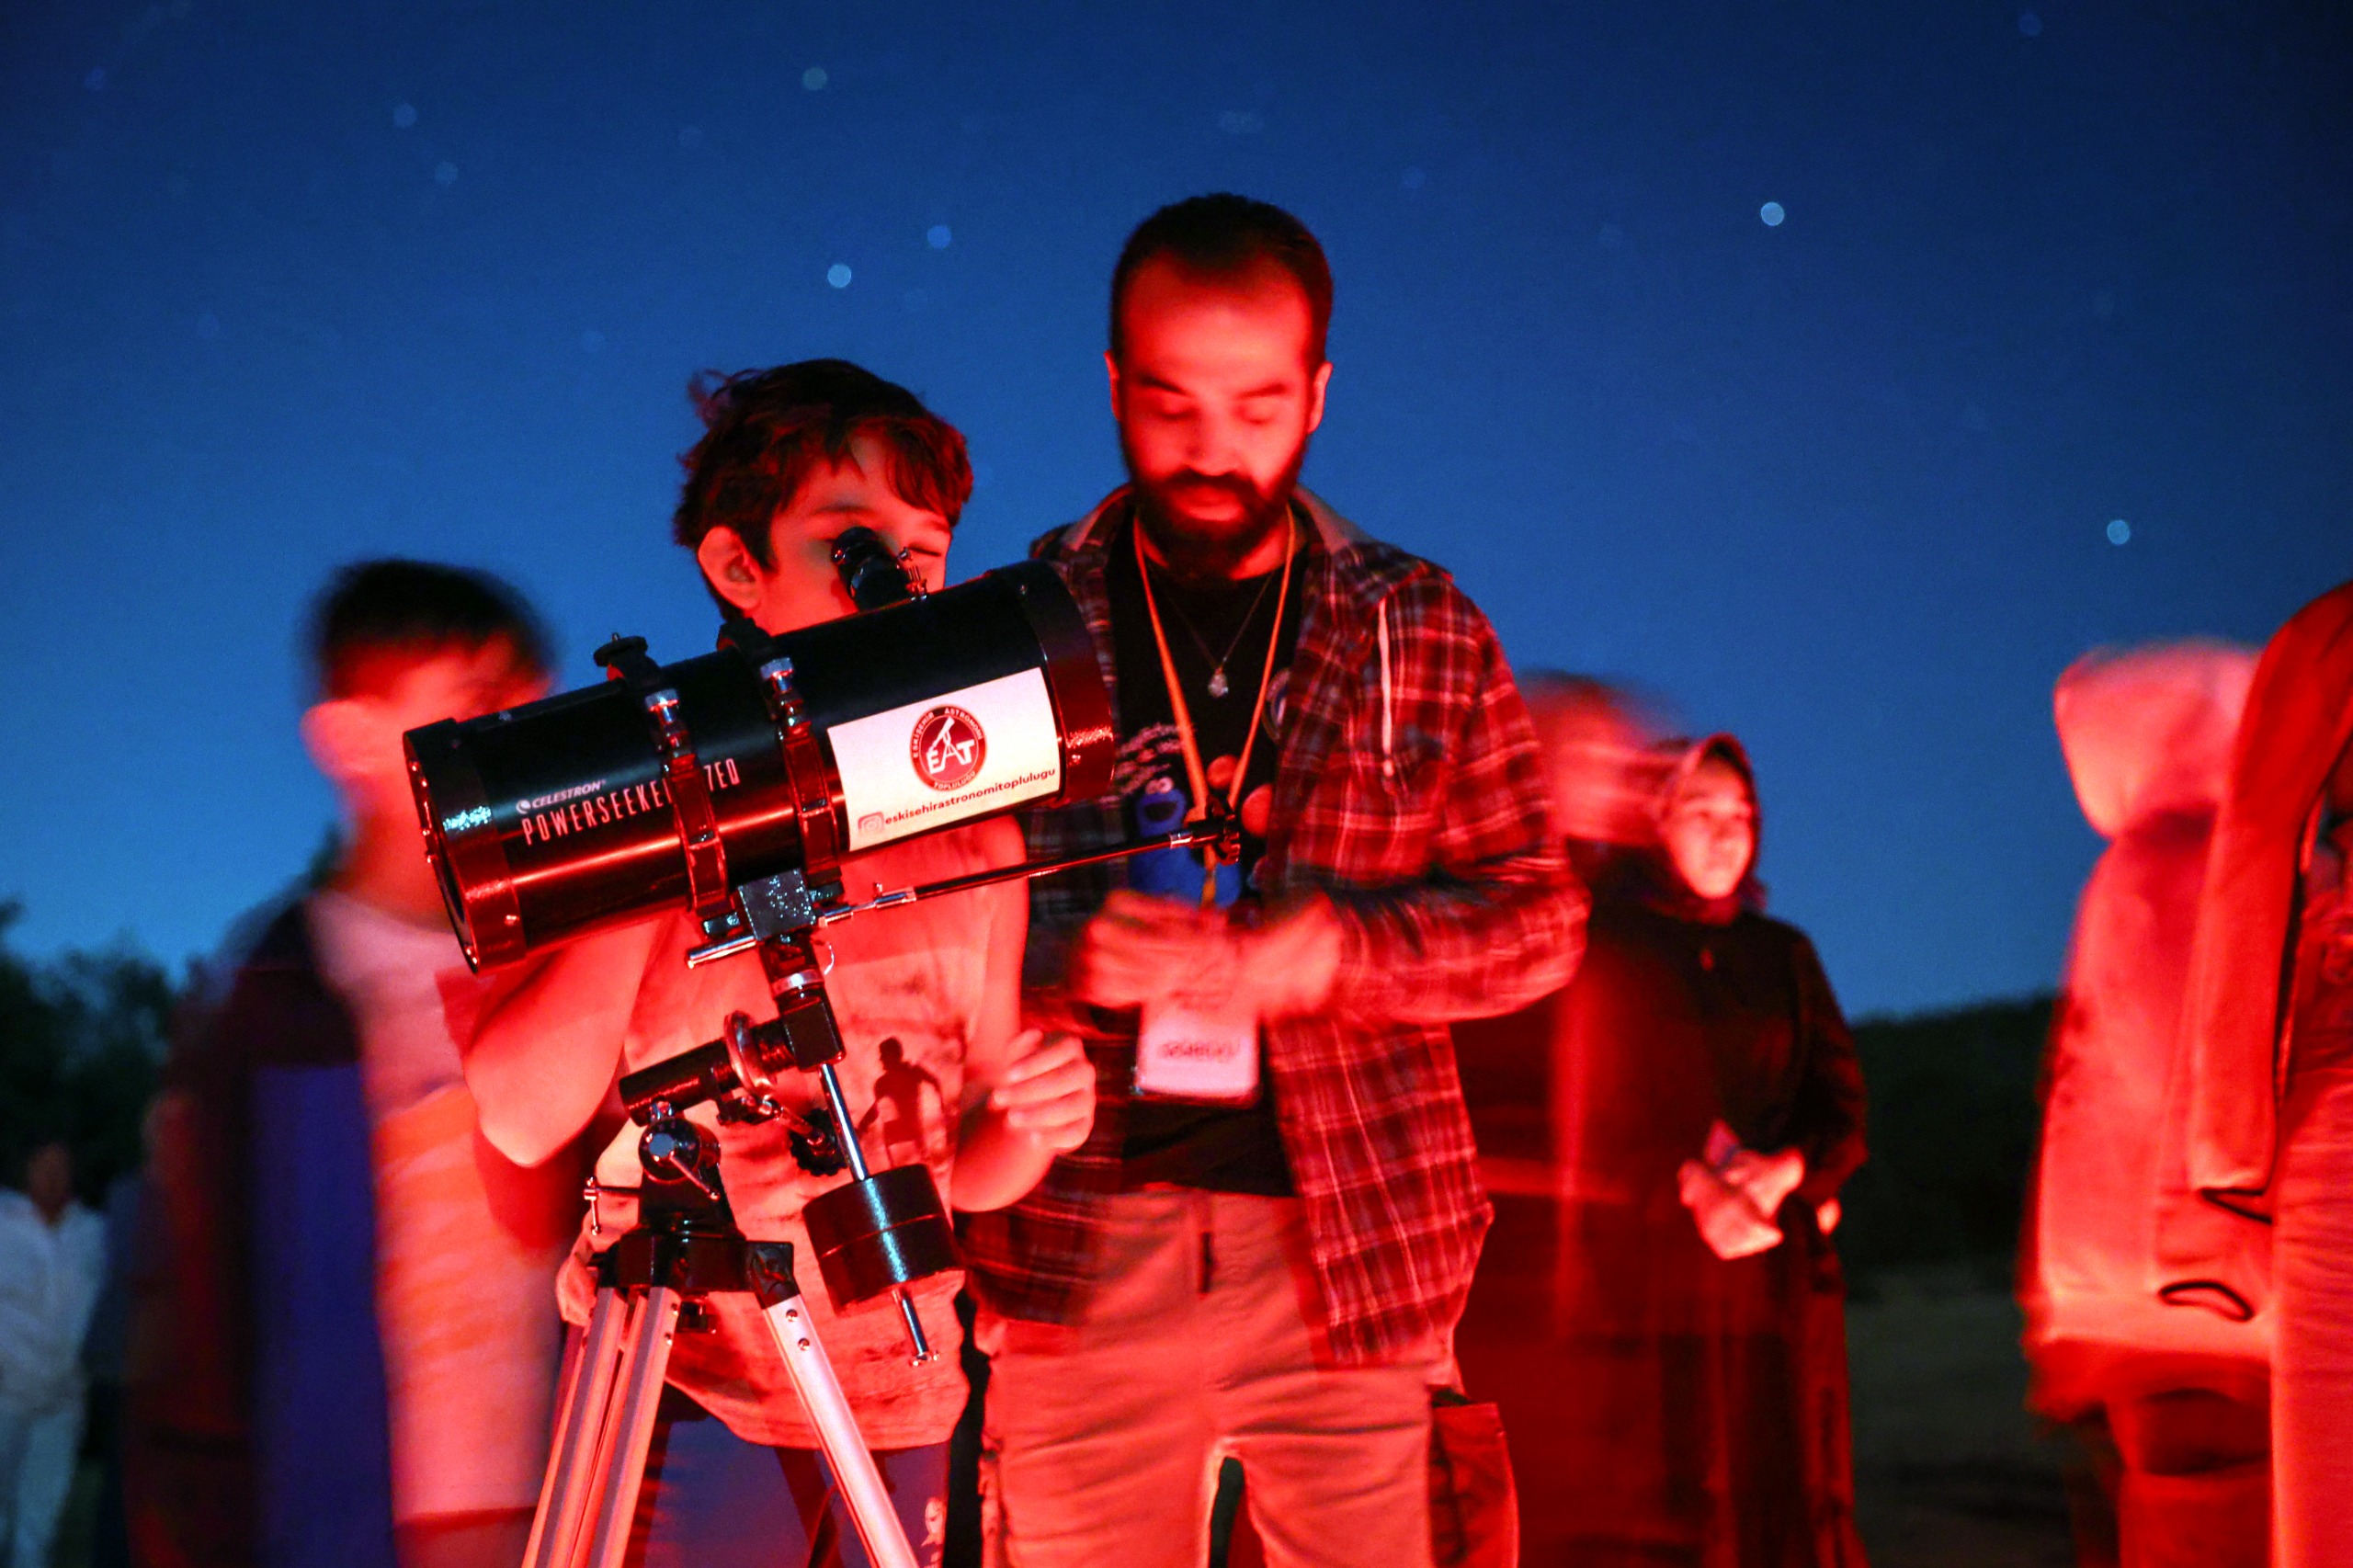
[988,1029,1095,1154]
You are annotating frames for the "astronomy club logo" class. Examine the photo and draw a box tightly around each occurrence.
[910,704,985,791]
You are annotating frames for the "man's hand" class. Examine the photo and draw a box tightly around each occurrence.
[987,1028,1096,1155]
[1069,889,1343,1021]
[1677,1160,1785,1261]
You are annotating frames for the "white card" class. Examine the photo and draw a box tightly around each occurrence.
[1133,1000,1261,1104]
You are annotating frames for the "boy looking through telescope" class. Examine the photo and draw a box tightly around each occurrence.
[462,360,1096,1568]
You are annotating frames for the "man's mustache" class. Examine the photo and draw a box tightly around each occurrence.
[1156,472,1271,509]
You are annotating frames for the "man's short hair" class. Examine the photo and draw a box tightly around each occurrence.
[307,559,551,699]
[1109,194,1334,365]
[671,358,972,591]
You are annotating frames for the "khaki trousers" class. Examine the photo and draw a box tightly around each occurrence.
[978,1191,1437,1568]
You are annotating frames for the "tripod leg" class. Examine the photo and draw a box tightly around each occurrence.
[582,1286,684,1568]
[759,1293,922,1568]
[527,1287,631,1568]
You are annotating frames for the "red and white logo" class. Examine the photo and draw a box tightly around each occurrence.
[909,705,985,791]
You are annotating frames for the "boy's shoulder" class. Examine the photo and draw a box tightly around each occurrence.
[174,892,360,1078]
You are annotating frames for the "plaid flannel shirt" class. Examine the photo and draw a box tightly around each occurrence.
[959,486,1586,1365]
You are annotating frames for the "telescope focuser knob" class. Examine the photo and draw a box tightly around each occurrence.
[641,1116,723,1203]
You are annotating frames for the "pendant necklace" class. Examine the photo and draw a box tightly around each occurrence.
[1134,511,1298,903]
[1147,552,1281,699]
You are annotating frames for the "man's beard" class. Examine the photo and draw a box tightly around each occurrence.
[1122,437,1311,583]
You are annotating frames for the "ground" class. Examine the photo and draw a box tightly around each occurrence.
[50,1203,2081,1568]
[1845,1269,2075,1568]
[1456,1196,2076,1566]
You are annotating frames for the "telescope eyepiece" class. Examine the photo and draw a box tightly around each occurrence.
[831,526,915,611]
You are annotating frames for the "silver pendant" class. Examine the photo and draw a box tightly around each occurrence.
[1207,665,1231,699]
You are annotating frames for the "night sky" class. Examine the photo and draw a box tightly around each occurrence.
[2,2,2347,1015]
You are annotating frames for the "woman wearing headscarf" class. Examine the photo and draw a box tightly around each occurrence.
[1546,734,1869,1567]
[2164,579,2353,1568]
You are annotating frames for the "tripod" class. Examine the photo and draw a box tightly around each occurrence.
[524,922,954,1568]
[525,1109,924,1568]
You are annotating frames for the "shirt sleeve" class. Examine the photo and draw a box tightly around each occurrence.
[1316,578,1588,1025]
[1787,933,1868,1203]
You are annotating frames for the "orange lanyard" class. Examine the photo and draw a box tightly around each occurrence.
[1132,511,1296,905]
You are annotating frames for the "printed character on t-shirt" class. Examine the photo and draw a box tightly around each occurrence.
[857,1036,949,1169]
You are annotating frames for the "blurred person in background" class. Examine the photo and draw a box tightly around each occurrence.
[82,1147,153,1568]
[2165,579,2353,1568]
[1543,735,1869,1567]
[1453,675,1669,1244]
[130,562,584,1568]
[0,1138,106,1568]
[1522,674,1675,897]
[2018,642,2268,1568]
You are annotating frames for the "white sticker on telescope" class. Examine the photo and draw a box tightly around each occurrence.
[830,668,1063,851]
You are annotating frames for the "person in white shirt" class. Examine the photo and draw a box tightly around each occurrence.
[0,1139,107,1568]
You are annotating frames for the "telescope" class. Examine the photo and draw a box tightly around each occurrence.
[401,528,1192,1328]
[405,528,1120,971]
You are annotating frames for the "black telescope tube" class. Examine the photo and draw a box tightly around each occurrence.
[404,560,1117,971]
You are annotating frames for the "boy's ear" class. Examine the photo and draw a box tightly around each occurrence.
[300,698,379,788]
[695,528,767,618]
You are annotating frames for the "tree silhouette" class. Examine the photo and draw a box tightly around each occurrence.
[0,899,175,1199]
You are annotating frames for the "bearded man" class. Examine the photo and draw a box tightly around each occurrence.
[960,193,1585,1568]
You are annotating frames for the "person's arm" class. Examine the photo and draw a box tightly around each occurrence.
[1317,581,1586,1022]
[1784,934,1868,1208]
[950,816,1095,1212]
[125,1000,256,1568]
[462,919,661,1168]
[1073,578,1585,1026]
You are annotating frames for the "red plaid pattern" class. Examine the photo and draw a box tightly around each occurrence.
[959,488,1586,1365]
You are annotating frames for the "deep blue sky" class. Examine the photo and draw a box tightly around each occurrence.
[2,2,2346,1015]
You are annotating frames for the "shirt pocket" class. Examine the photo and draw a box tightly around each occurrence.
[1314,727,1449,879]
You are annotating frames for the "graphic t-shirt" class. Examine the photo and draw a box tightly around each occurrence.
[1101,507,1306,1195]
[561,823,1021,1449]
[307,891,576,1523]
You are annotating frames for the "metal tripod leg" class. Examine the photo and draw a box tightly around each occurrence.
[759,1291,921,1568]
[526,1288,631,1568]
[578,1286,682,1568]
